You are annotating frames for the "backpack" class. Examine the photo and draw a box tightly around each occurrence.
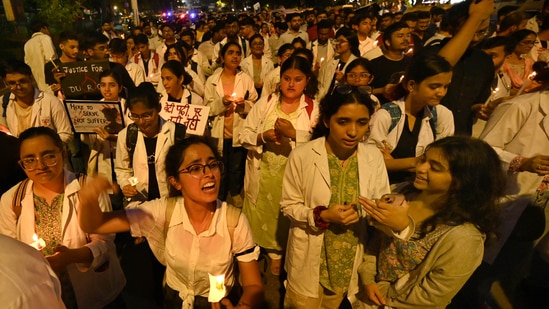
[2,91,11,117]
[381,102,438,139]
[125,122,187,168]
[12,174,87,223]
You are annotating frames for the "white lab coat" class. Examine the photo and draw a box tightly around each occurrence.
[115,118,179,199]
[480,90,549,196]
[280,137,390,299]
[0,172,125,309]
[238,92,318,205]
[24,32,57,93]
[0,88,73,143]
[240,55,275,87]
[204,69,258,153]
[317,54,359,100]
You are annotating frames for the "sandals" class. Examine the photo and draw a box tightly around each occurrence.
[270,258,282,276]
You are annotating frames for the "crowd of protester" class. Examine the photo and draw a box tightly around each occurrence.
[1,0,549,308]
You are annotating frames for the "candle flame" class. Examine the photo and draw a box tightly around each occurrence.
[33,233,38,242]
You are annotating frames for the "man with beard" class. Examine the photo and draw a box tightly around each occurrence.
[213,16,250,63]
[44,31,79,96]
[278,13,309,48]
[369,22,413,104]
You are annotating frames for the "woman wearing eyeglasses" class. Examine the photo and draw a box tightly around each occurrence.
[317,27,361,100]
[115,82,187,305]
[344,58,381,111]
[239,55,319,276]
[0,126,125,309]
[78,136,264,309]
[241,34,275,98]
[368,53,455,185]
[502,29,538,95]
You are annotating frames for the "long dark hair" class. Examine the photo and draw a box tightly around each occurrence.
[403,136,505,240]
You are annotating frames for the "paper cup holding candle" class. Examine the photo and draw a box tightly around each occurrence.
[30,233,46,250]
[208,273,226,302]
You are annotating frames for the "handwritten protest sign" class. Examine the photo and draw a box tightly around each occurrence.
[159,101,210,135]
[64,100,125,134]
[59,60,110,98]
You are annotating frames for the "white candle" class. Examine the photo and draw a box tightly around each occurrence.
[516,71,537,96]
[484,87,499,106]
[128,177,139,186]
[208,273,226,302]
[29,233,46,250]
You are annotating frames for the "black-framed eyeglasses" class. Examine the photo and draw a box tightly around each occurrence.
[178,161,224,178]
[129,111,155,121]
[331,84,373,96]
[6,77,32,89]
[19,151,61,171]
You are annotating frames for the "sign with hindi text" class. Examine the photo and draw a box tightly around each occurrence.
[64,100,125,134]
[159,101,210,135]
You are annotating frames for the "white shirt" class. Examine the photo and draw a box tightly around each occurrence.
[24,32,57,93]
[359,37,375,57]
[126,199,259,307]
[0,234,64,309]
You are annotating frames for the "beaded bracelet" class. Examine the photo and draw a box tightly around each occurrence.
[313,206,330,230]
[509,155,525,173]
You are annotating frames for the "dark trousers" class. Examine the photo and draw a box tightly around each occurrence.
[218,139,247,201]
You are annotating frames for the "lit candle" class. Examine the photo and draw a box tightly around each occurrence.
[484,87,499,106]
[516,71,537,96]
[128,177,139,186]
[320,57,325,64]
[373,40,378,48]
[29,233,46,250]
[208,273,226,302]
[231,92,237,101]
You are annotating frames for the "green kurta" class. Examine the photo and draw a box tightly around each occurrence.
[242,103,298,251]
[319,153,361,294]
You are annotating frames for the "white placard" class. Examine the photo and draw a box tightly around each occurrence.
[159,101,210,135]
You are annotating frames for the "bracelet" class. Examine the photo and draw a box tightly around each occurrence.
[261,132,267,144]
[509,155,525,173]
[313,206,330,230]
